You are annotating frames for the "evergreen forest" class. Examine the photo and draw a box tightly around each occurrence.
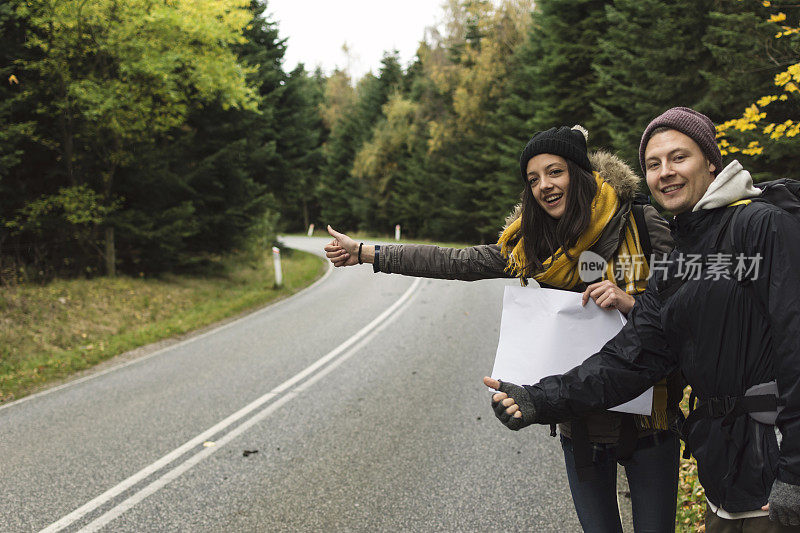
[2,0,798,279]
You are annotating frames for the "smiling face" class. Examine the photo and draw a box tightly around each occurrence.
[526,154,570,219]
[644,129,717,215]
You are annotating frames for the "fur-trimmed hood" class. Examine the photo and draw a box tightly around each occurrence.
[502,149,640,231]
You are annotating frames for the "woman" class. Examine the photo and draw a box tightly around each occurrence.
[324,126,682,532]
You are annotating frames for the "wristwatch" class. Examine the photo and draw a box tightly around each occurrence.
[372,245,381,273]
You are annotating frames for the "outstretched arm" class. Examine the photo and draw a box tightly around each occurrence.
[323,225,512,281]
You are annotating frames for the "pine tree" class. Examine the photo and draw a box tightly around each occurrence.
[593,0,715,168]
[524,0,611,144]
[115,0,286,271]
[0,1,30,184]
[437,1,532,243]
[275,64,326,232]
[317,70,363,232]
[318,53,405,233]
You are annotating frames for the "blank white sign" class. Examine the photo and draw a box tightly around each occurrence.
[491,286,653,416]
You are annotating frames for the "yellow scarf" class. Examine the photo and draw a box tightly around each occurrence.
[603,217,651,295]
[497,172,619,289]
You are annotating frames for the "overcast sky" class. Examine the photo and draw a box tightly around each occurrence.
[265,0,445,81]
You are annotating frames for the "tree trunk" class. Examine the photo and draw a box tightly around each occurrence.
[104,226,116,277]
[102,135,121,278]
[59,105,76,186]
[302,199,309,231]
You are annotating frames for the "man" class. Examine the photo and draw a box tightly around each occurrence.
[484,107,800,531]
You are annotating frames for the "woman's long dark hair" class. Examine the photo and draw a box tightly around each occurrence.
[519,159,597,276]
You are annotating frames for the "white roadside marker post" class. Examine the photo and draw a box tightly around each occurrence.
[272,246,283,288]
[307,223,314,236]
[395,224,401,241]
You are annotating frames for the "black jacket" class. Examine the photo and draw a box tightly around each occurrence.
[524,201,800,512]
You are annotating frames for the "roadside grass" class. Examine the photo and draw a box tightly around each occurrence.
[677,386,706,532]
[0,249,325,404]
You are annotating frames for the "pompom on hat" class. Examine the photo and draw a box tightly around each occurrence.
[639,107,722,176]
[519,125,592,180]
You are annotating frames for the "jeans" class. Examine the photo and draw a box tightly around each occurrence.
[560,431,680,533]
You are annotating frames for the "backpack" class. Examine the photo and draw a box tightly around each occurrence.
[681,178,800,458]
[723,178,800,253]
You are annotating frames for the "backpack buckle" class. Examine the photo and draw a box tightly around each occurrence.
[706,397,735,417]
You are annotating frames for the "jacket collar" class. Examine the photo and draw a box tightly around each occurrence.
[669,160,761,246]
[672,208,716,234]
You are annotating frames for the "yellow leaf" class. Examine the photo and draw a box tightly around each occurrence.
[8,74,18,85]
[775,72,791,86]
[769,12,787,23]
[756,95,776,107]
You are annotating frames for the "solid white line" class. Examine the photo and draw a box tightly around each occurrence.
[77,391,300,533]
[1,247,332,413]
[79,292,414,533]
[40,276,422,533]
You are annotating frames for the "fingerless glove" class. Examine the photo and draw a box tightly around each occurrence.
[491,380,537,431]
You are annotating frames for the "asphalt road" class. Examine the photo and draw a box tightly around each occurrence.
[1,236,582,532]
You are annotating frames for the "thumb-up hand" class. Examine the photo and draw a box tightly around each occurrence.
[483,376,538,431]
[324,225,360,267]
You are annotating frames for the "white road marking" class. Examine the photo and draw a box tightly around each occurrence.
[40,277,422,533]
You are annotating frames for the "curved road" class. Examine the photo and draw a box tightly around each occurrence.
[1,236,581,532]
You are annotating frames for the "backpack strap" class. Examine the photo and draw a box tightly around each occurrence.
[684,394,783,429]
[614,414,639,463]
[721,200,771,320]
[682,389,698,459]
[722,199,752,255]
[658,204,744,305]
[569,418,600,482]
[630,202,653,265]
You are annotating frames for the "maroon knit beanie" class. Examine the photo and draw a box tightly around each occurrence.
[639,107,722,176]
